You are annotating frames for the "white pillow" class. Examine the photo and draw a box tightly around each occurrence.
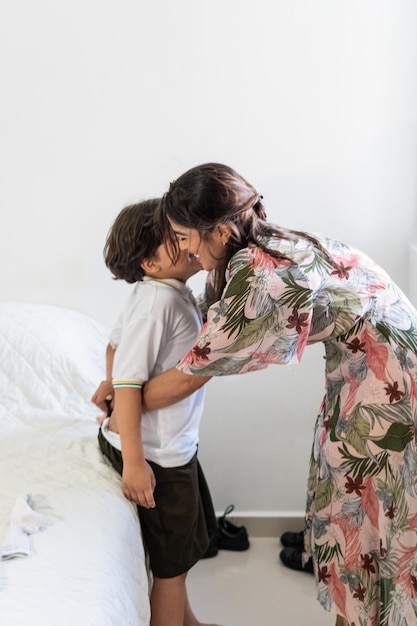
[0,302,110,428]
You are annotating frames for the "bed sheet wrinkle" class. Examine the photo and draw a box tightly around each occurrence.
[0,302,150,626]
[0,302,108,422]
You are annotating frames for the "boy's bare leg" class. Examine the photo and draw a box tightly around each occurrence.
[150,574,186,626]
[335,616,348,626]
[150,574,220,626]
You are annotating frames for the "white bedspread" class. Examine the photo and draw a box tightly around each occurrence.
[0,302,150,626]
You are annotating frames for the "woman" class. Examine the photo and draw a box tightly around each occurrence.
[143,163,417,625]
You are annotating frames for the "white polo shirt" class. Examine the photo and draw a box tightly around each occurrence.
[101,277,205,468]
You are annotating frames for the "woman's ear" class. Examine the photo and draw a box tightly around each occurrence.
[217,223,232,245]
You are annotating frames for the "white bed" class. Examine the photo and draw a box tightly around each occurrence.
[0,302,150,626]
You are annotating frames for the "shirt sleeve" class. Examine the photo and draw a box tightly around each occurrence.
[109,310,123,349]
[176,247,314,376]
[112,310,165,389]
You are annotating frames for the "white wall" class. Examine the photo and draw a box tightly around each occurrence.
[2,0,417,515]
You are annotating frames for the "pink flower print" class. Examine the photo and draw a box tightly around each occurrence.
[249,346,279,367]
[248,247,290,272]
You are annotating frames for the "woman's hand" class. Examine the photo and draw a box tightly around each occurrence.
[122,458,156,509]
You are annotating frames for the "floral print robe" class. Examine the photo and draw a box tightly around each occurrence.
[177,235,417,625]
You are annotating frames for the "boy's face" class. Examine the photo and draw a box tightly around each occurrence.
[145,242,202,282]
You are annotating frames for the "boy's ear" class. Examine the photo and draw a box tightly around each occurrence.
[141,257,158,273]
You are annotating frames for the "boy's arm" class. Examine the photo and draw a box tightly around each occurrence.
[115,386,156,508]
[91,343,116,412]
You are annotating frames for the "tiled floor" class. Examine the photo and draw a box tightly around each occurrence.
[187,537,335,626]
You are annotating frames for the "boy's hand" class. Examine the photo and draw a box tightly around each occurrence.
[122,459,156,509]
[91,380,114,412]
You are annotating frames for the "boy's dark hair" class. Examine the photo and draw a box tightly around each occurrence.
[104,198,166,283]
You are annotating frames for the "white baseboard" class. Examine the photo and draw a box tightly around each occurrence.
[216,511,305,538]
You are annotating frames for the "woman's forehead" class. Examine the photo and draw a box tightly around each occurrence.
[168,218,191,233]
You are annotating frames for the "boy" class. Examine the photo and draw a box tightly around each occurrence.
[93,199,219,626]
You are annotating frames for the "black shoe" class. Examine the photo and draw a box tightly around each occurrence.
[201,530,219,559]
[279,547,314,574]
[217,505,250,551]
[280,530,304,549]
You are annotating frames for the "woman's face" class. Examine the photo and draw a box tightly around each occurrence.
[169,219,228,271]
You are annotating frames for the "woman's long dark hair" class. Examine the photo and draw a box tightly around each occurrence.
[161,163,331,299]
